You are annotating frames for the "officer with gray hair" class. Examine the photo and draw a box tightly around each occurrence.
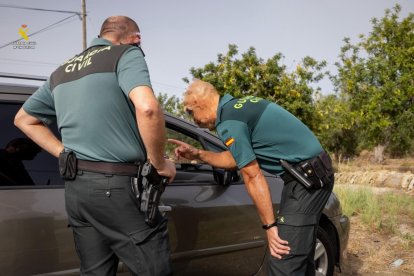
[170,79,334,276]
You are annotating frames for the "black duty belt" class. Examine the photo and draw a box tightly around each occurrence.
[280,151,334,189]
[281,171,295,183]
[77,160,140,176]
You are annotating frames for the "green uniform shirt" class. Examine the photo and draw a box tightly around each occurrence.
[215,94,323,174]
[23,38,151,162]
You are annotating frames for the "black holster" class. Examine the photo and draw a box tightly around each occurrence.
[130,162,168,227]
[282,151,333,189]
[59,150,77,180]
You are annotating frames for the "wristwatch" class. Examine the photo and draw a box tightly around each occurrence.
[262,221,277,230]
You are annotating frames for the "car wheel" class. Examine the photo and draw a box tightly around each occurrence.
[315,227,335,276]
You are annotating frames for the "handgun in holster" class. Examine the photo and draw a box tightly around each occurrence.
[131,162,168,227]
[281,151,333,190]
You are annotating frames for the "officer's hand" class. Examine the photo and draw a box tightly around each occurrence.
[156,159,176,184]
[168,139,200,161]
[266,226,290,259]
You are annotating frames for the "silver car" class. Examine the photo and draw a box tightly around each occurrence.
[0,73,349,276]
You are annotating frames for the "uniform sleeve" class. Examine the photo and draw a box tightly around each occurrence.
[117,47,152,96]
[22,79,56,125]
[217,120,256,169]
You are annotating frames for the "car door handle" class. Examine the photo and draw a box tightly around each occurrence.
[158,205,172,212]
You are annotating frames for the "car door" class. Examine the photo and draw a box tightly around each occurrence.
[0,101,79,275]
[163,122,281,276]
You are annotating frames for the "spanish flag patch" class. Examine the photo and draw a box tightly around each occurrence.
[225,137,235,147]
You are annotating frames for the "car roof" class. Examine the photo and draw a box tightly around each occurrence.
[0,73,225,149]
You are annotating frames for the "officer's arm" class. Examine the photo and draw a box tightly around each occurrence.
[239,160,275,225]
[129,86,170,170]
[14,108,64,157]
[168,139,237,169]
[240,160,290,259]
[198,149,237,169]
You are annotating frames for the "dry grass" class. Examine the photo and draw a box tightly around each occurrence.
[334,157,414,275]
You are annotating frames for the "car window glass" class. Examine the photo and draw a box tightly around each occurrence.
[0,103,63,187]
[165,127,204,165]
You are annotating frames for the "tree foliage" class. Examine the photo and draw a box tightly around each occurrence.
[184,44,327,130]
[332,4,414,156]
[160,4,414,158]
[314,94,358,157]
[156,93,186,118]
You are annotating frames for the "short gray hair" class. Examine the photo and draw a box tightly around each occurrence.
[99,16,139,41]
[184,79,219,105]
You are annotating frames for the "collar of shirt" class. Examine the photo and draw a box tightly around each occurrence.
[215,94,234,128]
[87,38,145,57]
[89,37,114,47]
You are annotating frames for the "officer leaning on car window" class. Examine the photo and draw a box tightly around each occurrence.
[14,16,176,276]
[169,79,334,276]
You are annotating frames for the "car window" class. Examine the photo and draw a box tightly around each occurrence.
[0,102,63,187]
[165,127,204,165]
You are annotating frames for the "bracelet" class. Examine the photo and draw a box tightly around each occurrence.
[262,221,277,230]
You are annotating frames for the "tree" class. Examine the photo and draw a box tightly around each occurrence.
[156,92,196,158]
[314,94,358,159]
[332,5,414,157]
[184,44,327,130]
[156,92,186,118]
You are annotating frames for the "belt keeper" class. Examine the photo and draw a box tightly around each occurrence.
[262,221,277,230]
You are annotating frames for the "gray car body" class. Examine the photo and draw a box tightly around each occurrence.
[0,75,349,275]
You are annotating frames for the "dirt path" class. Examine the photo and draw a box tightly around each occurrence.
[335,217,413,275]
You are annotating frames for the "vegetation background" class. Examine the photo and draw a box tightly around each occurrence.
[158,5,414,274]
[159,4,414,162]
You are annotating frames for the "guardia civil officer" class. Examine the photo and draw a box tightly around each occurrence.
[15,16,176,275]
[169,79,334,276]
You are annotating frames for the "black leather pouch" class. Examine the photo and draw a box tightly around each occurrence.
[59,150,77,180]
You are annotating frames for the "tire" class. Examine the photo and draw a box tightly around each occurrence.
[315,227,335,276]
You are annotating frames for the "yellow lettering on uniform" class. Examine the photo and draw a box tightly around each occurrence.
[98,46,111,53]
[77,57,92,70]
[77,57,88,70]
[234,103,243,109]
[86,49,98,58]
[65,64,74,72]
[64,57,76,65]
[250,97,260,103]
[77,62,85,70]
[74,55,84,63]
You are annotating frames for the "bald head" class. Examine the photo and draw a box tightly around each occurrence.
[183,79,220,130]
[99,16,139,43]
[184,79,220,107]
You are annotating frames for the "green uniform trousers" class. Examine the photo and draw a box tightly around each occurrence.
[64,171,172,276]
[268,175,334,276]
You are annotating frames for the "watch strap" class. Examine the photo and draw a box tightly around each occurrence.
[262,221,277,230]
